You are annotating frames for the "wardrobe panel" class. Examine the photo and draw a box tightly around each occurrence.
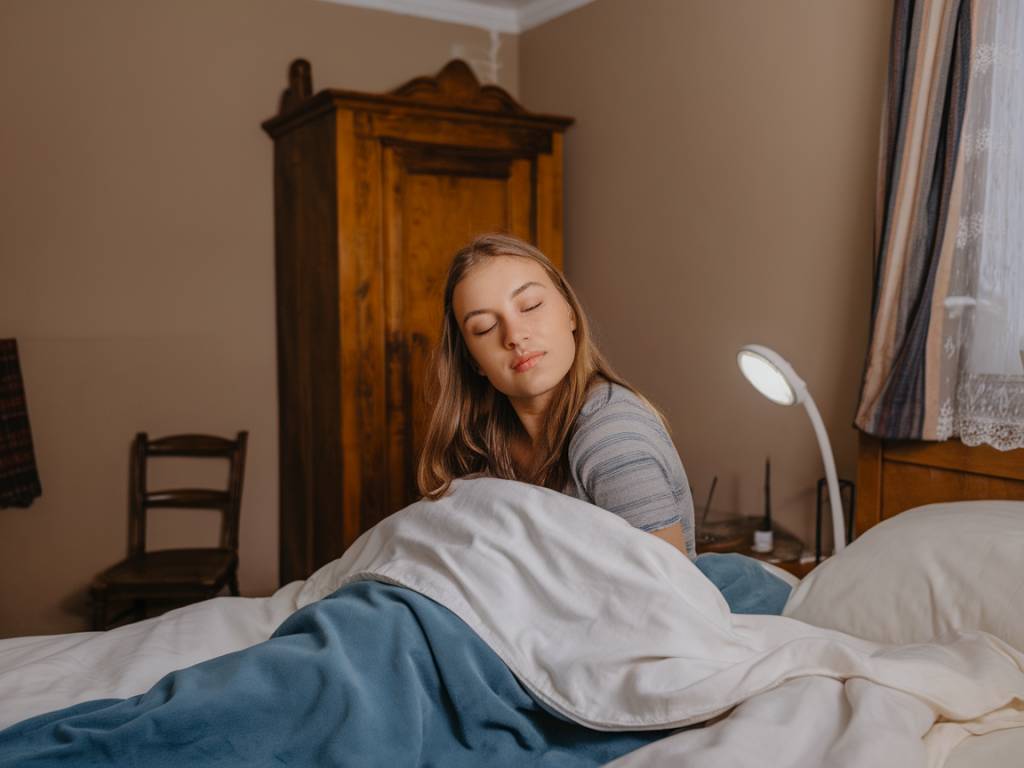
[381,144,512,519]
[337,110,388,547]
[263,59,573,584]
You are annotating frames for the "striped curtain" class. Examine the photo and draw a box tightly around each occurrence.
[854,0,972,438]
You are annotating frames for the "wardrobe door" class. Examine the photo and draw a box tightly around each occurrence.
[381,147,536,521]
[338,110,566,537]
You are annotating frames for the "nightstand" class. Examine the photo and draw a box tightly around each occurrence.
[696,516,816,578]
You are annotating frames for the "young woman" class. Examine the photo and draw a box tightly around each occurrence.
[417,233,695,558]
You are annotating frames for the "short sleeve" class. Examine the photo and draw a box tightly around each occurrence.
[568,391,696,557]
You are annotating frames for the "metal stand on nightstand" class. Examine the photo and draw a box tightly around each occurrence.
[815,477,856,564]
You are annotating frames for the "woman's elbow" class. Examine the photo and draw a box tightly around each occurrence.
[649,522,691,558]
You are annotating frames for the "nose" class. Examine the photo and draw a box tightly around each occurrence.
[502,316,529,350]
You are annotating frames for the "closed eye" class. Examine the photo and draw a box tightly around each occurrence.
[473,303,543,336]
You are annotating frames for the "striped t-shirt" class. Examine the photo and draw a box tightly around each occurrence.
[563,381,696,557]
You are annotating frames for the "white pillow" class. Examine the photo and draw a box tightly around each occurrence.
[783,501,1024,651]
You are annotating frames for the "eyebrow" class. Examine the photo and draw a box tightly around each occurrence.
[462,281,545,325]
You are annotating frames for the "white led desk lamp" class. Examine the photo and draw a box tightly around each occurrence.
[737,344,847,554]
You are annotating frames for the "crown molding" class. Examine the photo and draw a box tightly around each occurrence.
[515,0,594,31]
[317,0,595,33]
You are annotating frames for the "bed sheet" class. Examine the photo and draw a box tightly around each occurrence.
[1,581,668,767]
[0,581,303,729]
[0,547,791,731]
[3,477,1024,767]
[945,727,1024,768]
[606,678,1024,768]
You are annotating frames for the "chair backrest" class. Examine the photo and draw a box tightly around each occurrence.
[128,431,249,557]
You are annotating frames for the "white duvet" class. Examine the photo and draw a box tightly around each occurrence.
[3,477,1024,767]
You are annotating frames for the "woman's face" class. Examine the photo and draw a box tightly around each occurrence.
[452,256,577,405]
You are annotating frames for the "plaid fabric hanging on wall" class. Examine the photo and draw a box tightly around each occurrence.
[0,339,42,507]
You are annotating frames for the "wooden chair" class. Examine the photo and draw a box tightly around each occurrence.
[90,431,248,631]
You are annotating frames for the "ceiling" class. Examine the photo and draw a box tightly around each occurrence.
[317,0,596,33]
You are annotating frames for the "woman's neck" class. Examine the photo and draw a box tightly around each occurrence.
[511,377,606,446]
[509,432,537,477]
[508,391,554,446]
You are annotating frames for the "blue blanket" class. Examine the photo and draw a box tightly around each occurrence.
[694,552,793,615]
[0,582,671,767]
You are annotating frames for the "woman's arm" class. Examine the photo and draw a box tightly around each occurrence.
[569,391,696,557]
[650,522,690,557]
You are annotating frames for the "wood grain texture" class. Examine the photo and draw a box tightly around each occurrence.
[263,60,574,584]
[855,433,883,535]
[389,59,527,115]
[856,432,1024,536]
[268,112,341,583]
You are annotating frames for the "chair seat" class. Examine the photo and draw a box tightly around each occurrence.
[92,549,237,594]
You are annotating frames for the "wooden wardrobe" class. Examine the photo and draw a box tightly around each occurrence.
[261,59,574,584]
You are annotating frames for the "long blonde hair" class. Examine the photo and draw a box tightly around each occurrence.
[416,233,671,500]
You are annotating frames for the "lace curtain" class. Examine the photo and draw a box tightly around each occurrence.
[939,0,1024,449]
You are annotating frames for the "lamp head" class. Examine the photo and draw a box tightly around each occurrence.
[737,344,807,406]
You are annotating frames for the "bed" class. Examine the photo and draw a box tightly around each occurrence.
[862,434,1024,768]
[856,433,1024,532]
[793,433,1024,768]
[1,441,1023,767]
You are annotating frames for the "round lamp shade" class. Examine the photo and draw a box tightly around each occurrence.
[737,345,806,406]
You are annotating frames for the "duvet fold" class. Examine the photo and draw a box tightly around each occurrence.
[0,581,665,767]
[296,477,1024,765]
[2,476,1024,767]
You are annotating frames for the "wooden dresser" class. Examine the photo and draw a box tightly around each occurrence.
[261,59,574,584]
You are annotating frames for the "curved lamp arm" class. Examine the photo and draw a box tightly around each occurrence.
[737,345,846,554]
[801,392,846,554]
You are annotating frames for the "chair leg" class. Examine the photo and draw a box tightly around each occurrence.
[228,570,240,596]
[91,588,107,632]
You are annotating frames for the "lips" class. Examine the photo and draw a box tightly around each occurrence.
[512,351,545,372]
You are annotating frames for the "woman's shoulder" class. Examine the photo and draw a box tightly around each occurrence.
[568,380,688,495]
[579,380,653,420]
[573,381,670,451]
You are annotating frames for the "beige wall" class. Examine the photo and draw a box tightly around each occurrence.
[1,0,892,638]
[0,0,517,637]
[521,0,890,546]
